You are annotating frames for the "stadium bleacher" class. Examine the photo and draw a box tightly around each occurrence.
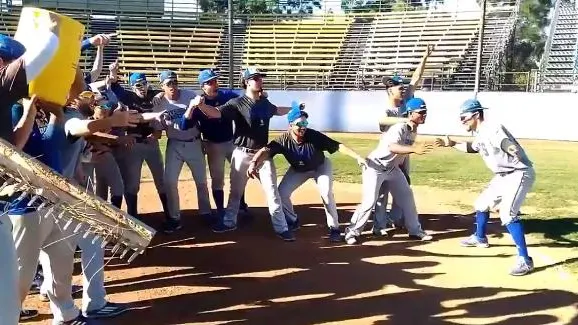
[539,0,578,92]
[241,14,352,89]
[0,1,522,91]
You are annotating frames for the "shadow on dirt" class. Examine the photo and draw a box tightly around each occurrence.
[99,205,578,325]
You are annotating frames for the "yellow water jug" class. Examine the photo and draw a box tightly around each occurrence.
[14,7,85,106]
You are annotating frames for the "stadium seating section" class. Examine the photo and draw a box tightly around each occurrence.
[540,0,578,91]
[0,3,521,91]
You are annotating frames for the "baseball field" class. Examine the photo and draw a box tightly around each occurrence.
[22,133,578,324]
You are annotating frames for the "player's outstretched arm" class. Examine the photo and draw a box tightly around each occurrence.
[337,144,367,167]
[442,135,477,153]
[389,142,436,155]
[378,116,409,128]
[247,147,271,178]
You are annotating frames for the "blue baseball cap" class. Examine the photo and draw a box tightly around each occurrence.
[460,99,487,114]
[0,34,25,61]
[159,70,178,84]
[198,69,219,85]
[129,73,147,86]
[404,97,427,113]
[287,106,309,123]
[382,73,408,88]
[242,67,266,80]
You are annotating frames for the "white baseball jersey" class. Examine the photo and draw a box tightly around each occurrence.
[368,122,416,171]
[472,122,532,174]
[152,89,200,141]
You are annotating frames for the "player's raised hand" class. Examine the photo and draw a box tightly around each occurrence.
[425,44,435,56]
[413,142,435,155]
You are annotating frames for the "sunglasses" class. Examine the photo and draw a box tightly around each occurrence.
[204,79,218,86]
[294,120,308,128]
[163,80,178,87]
[133,82,147,88]
[460,112,477,122]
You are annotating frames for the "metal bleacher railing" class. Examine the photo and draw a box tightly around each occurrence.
[0,0,523,91]
[538,0,578,92]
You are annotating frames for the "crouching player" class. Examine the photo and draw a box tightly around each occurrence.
[442,99,536,276]
[248,105,367,242]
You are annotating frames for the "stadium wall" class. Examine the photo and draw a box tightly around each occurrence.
[265,91,578,141]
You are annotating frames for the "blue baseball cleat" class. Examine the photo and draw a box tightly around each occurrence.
[460,235,490,248]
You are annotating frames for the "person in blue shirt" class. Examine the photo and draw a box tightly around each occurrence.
[181,69,249,219]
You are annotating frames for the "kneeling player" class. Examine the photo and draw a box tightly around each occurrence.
[344,98,437,245]
[248,105,367,242]
[442,99,535,276]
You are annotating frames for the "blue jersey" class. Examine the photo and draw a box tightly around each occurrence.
[179,89,240,143]
[2,104,66,214]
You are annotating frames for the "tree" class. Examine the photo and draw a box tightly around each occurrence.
[199,0,321,14]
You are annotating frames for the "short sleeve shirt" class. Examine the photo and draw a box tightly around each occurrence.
[153,89,200,141]
[267,129,341,172]
[217,95,277,149]
[0,58,28,143]
[62,108,87,179]
[367,122,416,171]
[472,122,532,174]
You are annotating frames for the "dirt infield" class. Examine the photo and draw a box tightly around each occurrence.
[23,179,578,325]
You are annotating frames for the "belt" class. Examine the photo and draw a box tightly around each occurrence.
[497,168,528,176]
[169,135,201,142]
[238,147,259,154]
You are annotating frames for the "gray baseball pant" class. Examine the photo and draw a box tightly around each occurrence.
[373,156,410,229]
[164,138,211,220]
[223,147,288,233]
[10,208,80,323]
[0,214,19,325]
[346,161,424,237]
[93,152,124,206]
[278,159,339,229]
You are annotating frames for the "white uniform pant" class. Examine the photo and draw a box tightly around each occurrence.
[223,147,288,233]
[164,138,211,219]
[0,213,19,325]
[374,156,409,229]
[348,162,423,236]
[278,159,339,229]
[475,168,536,225]
[205,140,235,191]
[10,208,80,323]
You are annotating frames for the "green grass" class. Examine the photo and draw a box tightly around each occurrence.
[157,134,578,264]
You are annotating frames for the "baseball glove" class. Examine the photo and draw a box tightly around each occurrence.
[0,138,156,263]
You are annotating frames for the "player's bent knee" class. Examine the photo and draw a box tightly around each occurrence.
[499,213,519,226]
[474,199,492,212]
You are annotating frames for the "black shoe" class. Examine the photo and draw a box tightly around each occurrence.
[328,228,342,243]
[287,218,300,232]
[20,309,39,321]
[161,219,182,234]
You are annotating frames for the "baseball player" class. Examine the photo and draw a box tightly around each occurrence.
[152,70,212,234]
[0,31,102,325]
[344,98,437,245]
[192,67,295,241]
[373,45,434,236]
[441,99,535,276]
[192,69,249,218]
[108,62,169,220]
[248,105,367,242]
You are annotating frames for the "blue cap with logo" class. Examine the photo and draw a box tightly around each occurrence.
[460,98,487,114]
[287,104,309,123]
[159,70,178,84]
[382,72,407,88]
[129,73,147,86]
[198,69,219,85]
[242,67,266,80]
[0,34,25,61]
[404,97,427,113]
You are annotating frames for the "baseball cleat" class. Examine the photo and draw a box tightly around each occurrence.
[409,231,433,241]
[161,219,182,234]
[372,228,389,237]
[328,228,342,242]
[57,313,102,325]
[20,309,39,321]
[344,231,359,245]
[510,257,534,276]
[84,302,129,319]
[277,230,296,242]
[212,223,237,233]
[460,235,490,248]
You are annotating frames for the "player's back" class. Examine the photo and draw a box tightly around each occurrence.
[473,122,532,174]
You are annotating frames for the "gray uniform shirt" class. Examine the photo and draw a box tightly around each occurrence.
[368,122,416,171]
[153,89,200,141]
[472,122,533,174]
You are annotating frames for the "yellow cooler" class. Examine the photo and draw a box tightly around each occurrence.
[14,7,85,106]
